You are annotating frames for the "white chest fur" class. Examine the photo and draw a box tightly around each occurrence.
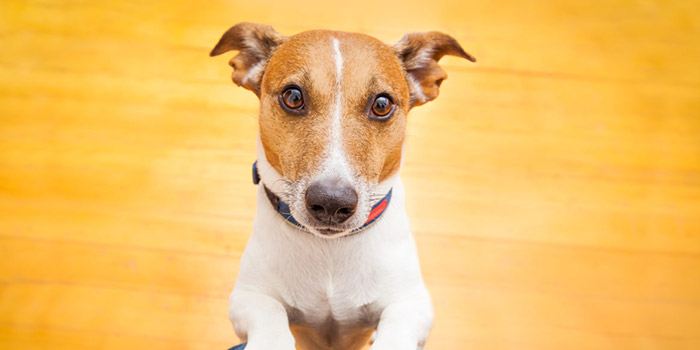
[232,177,425,349]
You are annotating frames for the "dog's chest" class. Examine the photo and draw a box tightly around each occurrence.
[280,257,383,327]
[281,263,382,349]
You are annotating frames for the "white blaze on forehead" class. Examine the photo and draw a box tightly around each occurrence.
[333,38,343,82]
[317,38,353,180]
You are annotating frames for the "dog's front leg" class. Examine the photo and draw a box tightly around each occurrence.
[229,288,295,350]
[370,288,434,350]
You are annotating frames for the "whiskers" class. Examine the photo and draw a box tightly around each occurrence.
[272,177,294,200]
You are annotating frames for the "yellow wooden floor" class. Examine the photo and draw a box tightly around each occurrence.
[1,1,699,349]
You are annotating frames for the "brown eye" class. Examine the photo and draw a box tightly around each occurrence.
[280,86,304,112]
[370,94,395,120]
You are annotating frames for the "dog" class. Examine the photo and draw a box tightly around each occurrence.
[210,22,474,350]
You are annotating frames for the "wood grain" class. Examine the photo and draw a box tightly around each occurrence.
[1,0,699,349]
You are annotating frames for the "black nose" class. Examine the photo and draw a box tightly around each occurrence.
[305,178,358,225]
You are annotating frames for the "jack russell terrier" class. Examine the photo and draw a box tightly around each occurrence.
[210,22,475,350]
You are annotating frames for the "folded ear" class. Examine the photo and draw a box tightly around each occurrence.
[393,32,475,107]
[210,22,287,96]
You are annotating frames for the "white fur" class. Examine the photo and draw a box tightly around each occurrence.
[232,157,433,350]
[318,38,353,183]
[229,38,434,350]
[406,74,427,105]
[242,60,266,86]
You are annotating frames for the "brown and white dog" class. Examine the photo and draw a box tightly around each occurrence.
[211,23,474,350]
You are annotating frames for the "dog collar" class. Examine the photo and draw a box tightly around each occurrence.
[252,161,392,234]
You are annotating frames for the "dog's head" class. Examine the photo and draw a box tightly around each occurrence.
[211,23,474,238]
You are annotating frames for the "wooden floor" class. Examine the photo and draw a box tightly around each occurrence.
[1,1,699,349]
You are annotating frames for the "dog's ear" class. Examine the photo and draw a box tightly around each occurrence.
[393,32,475,107]
[210,23,287,96]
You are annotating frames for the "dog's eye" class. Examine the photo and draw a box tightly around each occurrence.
[369,94,395,120]
[280,86,304,112]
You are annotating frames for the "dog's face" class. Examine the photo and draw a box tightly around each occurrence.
[211,23,474,238]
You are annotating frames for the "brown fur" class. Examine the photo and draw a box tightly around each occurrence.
[211,25,474,183]
[210,23,287,95]
[393,31,476,106]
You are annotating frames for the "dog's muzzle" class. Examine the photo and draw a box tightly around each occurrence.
[253,161,392,236]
